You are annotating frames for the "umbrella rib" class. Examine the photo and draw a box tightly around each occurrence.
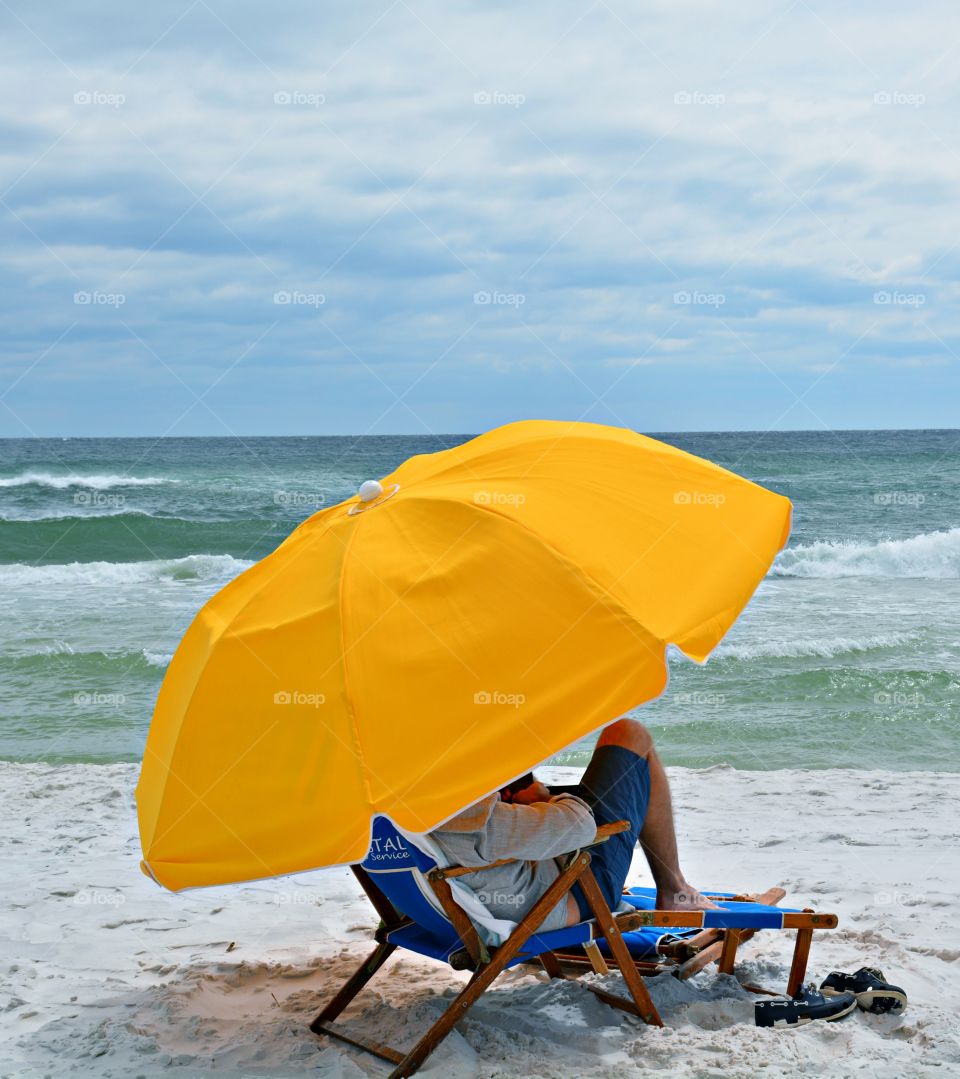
[314,517,485,683]
[463,497,674,673]
[335,508,377,813]
[137,529,336,843]
[141,725,284,879]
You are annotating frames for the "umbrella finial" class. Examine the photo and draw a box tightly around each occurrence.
[358,480,383,502]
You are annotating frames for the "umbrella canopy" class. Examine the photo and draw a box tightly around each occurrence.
[137,420,791,890]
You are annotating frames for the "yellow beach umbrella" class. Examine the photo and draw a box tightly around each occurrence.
[137,420,790,891]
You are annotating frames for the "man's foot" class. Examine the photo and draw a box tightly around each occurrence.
[655,883,720,910]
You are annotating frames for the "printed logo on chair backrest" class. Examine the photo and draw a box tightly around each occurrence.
[361,815,435,872]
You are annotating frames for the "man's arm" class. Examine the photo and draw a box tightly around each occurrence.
[473,794,596,863]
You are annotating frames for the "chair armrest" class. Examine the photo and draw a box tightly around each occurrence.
[433,819,631,880]
[587,820,630,845]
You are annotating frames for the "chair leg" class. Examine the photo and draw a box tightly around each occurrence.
[310,940,397,1030]
[540,950,564,978]
[786,927,813,997]
[717,929,741,975]
[582,940,610,975]
[576,869,663,1027]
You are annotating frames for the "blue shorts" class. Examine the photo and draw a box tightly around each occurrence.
[565,744,650,920]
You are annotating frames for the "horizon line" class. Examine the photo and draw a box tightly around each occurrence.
[0,425,958,441]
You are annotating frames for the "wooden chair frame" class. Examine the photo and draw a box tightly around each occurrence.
[310,821,838,1078]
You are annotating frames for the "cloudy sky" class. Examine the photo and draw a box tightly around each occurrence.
[1,0,958,436]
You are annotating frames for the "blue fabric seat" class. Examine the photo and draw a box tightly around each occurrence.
[361,815,595,964]
[360,816,794,964]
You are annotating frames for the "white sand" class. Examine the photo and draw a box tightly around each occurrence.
[1,762,957,1079]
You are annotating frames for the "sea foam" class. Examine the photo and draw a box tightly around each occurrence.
[0,553,251,587]
[0,507,155,522]
[142,650,174,667]
[713,631,918,661]
[773,528,960,579]
[0,471,171,490]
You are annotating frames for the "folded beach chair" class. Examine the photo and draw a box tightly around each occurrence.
[311,816,838,1077]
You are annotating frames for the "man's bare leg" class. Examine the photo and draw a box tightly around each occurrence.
[597,719,718,911]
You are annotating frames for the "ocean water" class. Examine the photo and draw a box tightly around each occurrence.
[1,430,957,771]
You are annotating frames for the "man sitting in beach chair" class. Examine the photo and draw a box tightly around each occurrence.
[311,716,844,1075]
[431,718,718,932]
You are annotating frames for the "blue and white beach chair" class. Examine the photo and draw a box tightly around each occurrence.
[311,815,839,1077]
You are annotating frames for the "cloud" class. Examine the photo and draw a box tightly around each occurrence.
[0,0,957,434]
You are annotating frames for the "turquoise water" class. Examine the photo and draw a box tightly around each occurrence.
[1,430,958,770]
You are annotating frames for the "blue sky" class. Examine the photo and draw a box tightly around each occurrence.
[1,0,958,436]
